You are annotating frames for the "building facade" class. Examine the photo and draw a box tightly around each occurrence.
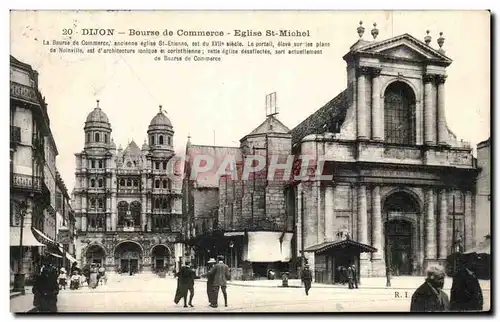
[184,25,479,281]
[56,170,78,271]
[291,25,478,279]
[73,104,184,274]
[475,138,490,244]
[10,55,63,283]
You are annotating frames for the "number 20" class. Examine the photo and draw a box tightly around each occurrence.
[62,29,73,35]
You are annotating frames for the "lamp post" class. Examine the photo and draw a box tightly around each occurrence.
[13,200,29,294]
[229,241,234,269]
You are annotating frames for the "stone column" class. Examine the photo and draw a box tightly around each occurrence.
[316,182,323,243]
[357,185,370,276]
[111,192,117,231]
[425,189,436,260]
[356,67,369,140]
[371,186,382,259]
[438,189,448,259]
[423,74,435,145]
[141,194,147,231]
[371,68,383,141]
[437,75,448,145]
[464,190,473,251]
[324,185,335,241]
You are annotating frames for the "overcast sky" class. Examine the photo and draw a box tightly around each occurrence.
[10,10,490,193]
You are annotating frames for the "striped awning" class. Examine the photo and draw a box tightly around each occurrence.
[304,239,377,254]
[32,227,58,246]
[10,226,45,247]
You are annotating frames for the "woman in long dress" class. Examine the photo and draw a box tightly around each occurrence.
[89,265,99,289]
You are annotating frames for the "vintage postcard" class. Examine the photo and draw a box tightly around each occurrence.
[9,10,490,313]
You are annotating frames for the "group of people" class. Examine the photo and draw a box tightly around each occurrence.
[410,255,484,312]
[174,255,231,309]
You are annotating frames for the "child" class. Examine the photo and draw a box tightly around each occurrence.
[70,271,80,290]
[58,268,67,290]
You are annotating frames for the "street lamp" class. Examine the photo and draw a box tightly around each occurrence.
[13,200,29,295]
[229,241,234,269]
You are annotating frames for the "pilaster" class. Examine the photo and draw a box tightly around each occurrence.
[371,68,383,141]
[437,75,447,146]
[438,189,448,259]
[423,74,435,145]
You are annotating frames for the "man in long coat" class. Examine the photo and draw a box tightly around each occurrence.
[207,255,231,308]
[174,261,196,307]
[410,265,450,312]
[450,255,483,311]
[205,258,216,306]
[301,264,312,295]
[32,255,59,312]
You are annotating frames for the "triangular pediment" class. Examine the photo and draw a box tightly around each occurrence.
[248,116,290,136]
[356,33,452,65]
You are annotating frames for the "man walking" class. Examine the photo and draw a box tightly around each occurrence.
[450,255,483,311]
[32,255,59,312]
[410,265,450,312]
[174,261,196,307]
[205,258,216,306]
[207,255,230,308]
[301,264,312,296]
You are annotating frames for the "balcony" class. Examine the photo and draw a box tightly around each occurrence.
[151,208,172,215]
[10,81,39,105]
[152,188,172,195]
[11,173,42,192]
[10,126,21,149]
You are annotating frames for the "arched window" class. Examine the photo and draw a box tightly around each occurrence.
[155,180,160,188]
[95,133,100,142]
[167,136,171,145]
[127,179,132,187]
[90,179,96,187]
[104,134,108,143]
[119,179,125,186]
[98,179,103,187]
[162,180,167,189]
[91,160,95,168]
[162,162,167,170]
[117,201,129,226]
[87,133,91,143]
[150,136,155,145]
[384,81,416,145]
[133,180,138,187]
[159,135,164,145]
[90,198,96,208]
[155,162,160,170]
[98,160,103,168]
[154,199,160,209]
[162,198,169,210]
[130,201,141,225]
[98,198,104,209]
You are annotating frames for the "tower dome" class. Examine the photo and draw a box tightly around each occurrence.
[148,105,172,128]
[83,100,112,149]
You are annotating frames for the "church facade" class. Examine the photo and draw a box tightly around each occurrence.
[72,104,185,273]
[292,25,478,278]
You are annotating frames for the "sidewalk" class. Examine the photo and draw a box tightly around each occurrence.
[10,289,35,313]
[196,276,491,291]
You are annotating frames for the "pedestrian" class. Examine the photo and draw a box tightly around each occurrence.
[32,255,59,312]
[88,264,99,289]
[174,261,196,308]
[351,264,358,289]
[58,267,67,290]
[301,264,312,295]
[205,258,216,306]
[450,254,483,311]
[347,265,355,289]
[207,255,231,308]
[98,265,107,285]
[410,265,449,312]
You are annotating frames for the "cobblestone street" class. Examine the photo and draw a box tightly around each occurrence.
[12,274,491,313]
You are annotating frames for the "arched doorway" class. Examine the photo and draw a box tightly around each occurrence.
[151,245,171,273]
[85,244,106,266]
[383,191,419,276]
[114,242,143,274]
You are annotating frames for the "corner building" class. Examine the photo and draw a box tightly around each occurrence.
[73,104,184,274]
[291,27,478,279]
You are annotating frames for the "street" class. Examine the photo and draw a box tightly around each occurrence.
[46,274,490,313]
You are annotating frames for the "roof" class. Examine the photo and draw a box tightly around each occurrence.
[290,90,348,146]
[185,144,242,188]
[245,115,290,137]
[304,239,377,254]
[149,110,172,127]
[123,140,141,156]
[85,107,110,125]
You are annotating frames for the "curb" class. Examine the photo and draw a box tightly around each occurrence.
[10,292,23,299]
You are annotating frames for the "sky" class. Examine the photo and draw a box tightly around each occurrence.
[9,10,490,193]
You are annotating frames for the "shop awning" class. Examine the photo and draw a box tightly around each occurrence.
[65,251,77,263]
[304,239,377,255]
[224,231,245,237]
[47,252,62,258]
[32,227,57,246]
[10,226,45,247]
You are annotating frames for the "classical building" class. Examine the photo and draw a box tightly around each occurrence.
[10,55,66,285]
[184,24,479,281]
[73,104,184,274]
[292,24,478,279]
[475,138,490,244]
[184,114,295,279]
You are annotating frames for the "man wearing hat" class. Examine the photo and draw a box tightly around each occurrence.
[207,255,231,308]
[32,255,59,312]
[301,264,313,296]
[174,260,196,307]
[206,258,216,306]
